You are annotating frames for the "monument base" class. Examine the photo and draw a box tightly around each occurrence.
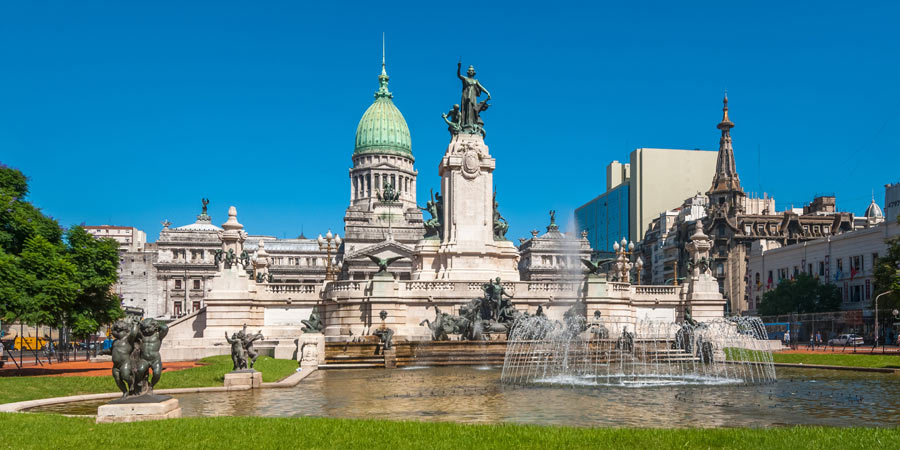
[383,347,397,368]
[96,396,181,424]
[413,239,520,281]
[224,369,262,389]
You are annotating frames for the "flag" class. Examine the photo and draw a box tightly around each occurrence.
[850,267,858,280]
[767,273,773,289]
[834,269,842,281]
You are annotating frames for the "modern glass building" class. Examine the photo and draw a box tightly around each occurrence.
[574,184,629,253]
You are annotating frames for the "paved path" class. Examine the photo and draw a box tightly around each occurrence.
[0,360,200,377]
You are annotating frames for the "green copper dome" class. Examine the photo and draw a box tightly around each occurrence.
[354,65,413,159]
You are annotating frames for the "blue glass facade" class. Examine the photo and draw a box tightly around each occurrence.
[574,184,629,253]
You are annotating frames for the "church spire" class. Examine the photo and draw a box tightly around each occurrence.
[375,33,392,99]
[709,92,742,194]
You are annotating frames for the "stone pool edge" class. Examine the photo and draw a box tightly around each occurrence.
[0,367,317,413]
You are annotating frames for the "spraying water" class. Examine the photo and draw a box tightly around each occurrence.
[501,314,776,387]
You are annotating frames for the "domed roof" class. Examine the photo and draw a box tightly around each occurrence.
[354,64,412,160]
[865,198,884,218]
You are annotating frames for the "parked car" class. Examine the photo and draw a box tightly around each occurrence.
[827,334,865,346]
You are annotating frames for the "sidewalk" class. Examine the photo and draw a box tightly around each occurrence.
[0,360,200,377]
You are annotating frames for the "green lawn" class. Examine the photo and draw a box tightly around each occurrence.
[725,348,900,369]
[0,413,897,450]
[0,355,298,405]
[772,353,900,369]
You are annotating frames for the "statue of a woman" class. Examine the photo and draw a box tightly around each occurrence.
[457,62,491,131]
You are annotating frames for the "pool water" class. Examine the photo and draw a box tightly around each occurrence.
[29,366,900,428]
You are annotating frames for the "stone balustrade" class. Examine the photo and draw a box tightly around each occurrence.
[264,283,319,294]
[634,285,678,296]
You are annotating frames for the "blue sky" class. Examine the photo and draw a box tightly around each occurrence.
[1,1,898,243]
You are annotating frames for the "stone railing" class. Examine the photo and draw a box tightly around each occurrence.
[403,281,456,291]
[325,281,363,293]
[526,282,582,292]
[611,283,631,292]
[264,283,318,294]
[634,285,678,296]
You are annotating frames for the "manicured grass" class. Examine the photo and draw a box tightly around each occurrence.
[0,355,297,405]
[0,413,898,450]
[772,353,900,369]
[725,348,900,369]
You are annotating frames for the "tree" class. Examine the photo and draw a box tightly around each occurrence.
[757,273,842,316]
[0,164,122,336]
[873,213,900,311]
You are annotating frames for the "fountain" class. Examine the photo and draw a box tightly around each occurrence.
[501,314,776,387]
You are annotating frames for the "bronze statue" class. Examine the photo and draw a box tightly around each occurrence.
[549,210,556,226]
[582,258,614,275]
[109,319,139,398]
[442,104,461,133]
[240,324,264,369]
[492,192,509,240]
[225,331,247,370]
[482,277,513,322]
[378,182,400,203]
[301,307,325,333]
[366,254,405,274]
[214,249,224,265]
[457,62,491,135]
[373,310,394,351]
[106,318,169,398]
[418,189,443,239]
[201,198,210,215]
[239,250,251,268]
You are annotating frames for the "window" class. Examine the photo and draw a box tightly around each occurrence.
[819,262,825,276]
[852,256,861,271]
[193,279,200,290]
[837,258,843,271]
[175,279,182,289]
[851,285,862,302]
[716,263,724,276]
[192,301,201,311]
[174,302,182,316]
[808,264,813,274]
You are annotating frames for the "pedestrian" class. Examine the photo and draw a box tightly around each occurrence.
[783,330,791,347]
[815,331,822,348]
[808,334,814,350]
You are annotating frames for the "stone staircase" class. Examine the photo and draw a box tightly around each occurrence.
[322,340,508,369]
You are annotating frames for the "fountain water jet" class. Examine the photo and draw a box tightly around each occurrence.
[501,314,776,387]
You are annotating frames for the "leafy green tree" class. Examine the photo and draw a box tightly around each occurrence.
[757,273,842,316]
[0,164,122,336]
[873,214,900,310]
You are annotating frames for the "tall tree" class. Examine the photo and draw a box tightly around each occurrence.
[757,273,842,316]
[874,214,900,310]
[0,164,122,336]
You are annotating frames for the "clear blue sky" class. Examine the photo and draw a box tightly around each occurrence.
[1,1,898,243]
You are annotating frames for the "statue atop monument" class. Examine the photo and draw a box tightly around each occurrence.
[454,61,491,136]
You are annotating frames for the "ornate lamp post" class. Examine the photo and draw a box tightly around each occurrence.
[317,230,342,282]
[635,256,644,285]
[612,238,636,283]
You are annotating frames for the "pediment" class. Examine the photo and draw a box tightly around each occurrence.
[344,240,414,261]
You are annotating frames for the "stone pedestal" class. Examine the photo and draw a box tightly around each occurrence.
[412,133,519,281]
[383,347,397,369]
[371,272,398,297]
[299,333,325,369]
[96,396,181,424]
[224,369,262,389]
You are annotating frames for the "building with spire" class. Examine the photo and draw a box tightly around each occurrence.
[341,48,424,280]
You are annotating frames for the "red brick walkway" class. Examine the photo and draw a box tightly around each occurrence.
[0,360,200,377]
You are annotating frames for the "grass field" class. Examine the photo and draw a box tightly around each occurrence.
[725,348,900,369]
[0,413,898,450]
[772,352,900,369]
[0,355,297,405]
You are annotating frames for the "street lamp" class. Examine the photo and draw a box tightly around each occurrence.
[874,290,894,351]
[635,256,644,285]
[317,230,342,282]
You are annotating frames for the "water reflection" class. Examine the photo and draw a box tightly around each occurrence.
[28,367,900,428]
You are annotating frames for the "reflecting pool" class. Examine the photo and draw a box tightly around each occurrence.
[29,366,900,428]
